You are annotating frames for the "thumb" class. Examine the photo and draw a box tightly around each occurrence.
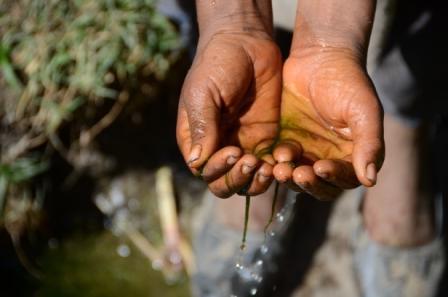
[181,82,221,170]
[348,95,385,187]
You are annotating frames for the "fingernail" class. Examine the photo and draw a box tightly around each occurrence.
[298,182,310,189]
[278,177,288,184]
[258,173,269,183]
[318,172,329,179]
[241,164,255,175]
[227,155,238,165]
[188,144,202,166]
[366,163,377,184]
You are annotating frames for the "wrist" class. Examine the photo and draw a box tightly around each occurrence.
[291,0,376,60]
[196,0,273,41]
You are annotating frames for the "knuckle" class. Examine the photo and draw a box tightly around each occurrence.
[209,185,231,199]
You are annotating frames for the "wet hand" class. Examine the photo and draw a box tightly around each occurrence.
[273,48,384,200]
[176,31,282,198]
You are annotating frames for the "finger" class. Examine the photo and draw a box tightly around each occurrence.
[180,76,221,171]
[246,162,274,196]
[201,146,243,182]
[261,154,276,166]
[176,106,193,163]
[273,141,302,163]
[254,140,276,159]
[348,90,385,187]
[273,162,295,183]
[293,166,342,201]
[208,154,260,198]
[313,159,360,189]
[273,162,304,192]
[284,180,306,193]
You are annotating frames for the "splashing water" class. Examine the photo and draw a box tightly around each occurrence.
[260,244,269,255]
[233,191,299,296]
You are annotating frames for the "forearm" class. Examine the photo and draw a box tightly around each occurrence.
[292,0,376,58]
[195,0,273,40]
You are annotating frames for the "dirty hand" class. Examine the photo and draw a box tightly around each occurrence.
[272,0,384,200]
[177,1,282,198]
[273,49,384,200]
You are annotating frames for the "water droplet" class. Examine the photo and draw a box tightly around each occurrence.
[235,262,244,270]
[255,260,263,267]
[250,272,263,283]
[276,214,285,222]
[117,244,130,257]
[269,231,276,237]
[250,288,258,295]
[237,266,252,281]
[260,245,269,254]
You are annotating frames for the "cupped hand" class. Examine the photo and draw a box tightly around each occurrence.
[273,47,385,200]
[176,31,282,198]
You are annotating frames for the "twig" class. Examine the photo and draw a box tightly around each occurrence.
[3,133,47,163]
[155,166,195,275]
[124,226,160,263]
[48,133,70,162]
[79,91,129,147]
[156,167,181,250]
[10,235,42,279]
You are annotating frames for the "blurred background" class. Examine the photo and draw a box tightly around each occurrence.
[0,1,201,296]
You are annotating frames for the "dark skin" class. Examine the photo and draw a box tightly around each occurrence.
[176,0,281,197]
[272,0,384,200]
[177,0,384,200]
[273,47,384,200]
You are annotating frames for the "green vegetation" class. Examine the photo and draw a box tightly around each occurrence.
[0,156,48,217]
[0,0,179,218]
[0,2,183,293]
[37,231,190,297]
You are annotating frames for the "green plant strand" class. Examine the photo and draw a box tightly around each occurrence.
[240,195,251,251]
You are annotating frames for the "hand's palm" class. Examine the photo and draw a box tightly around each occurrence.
[177,33,282,197]
[274,51,384,199]
[280,84,353,161]
[280,54,373,160]
[178,34,281,156]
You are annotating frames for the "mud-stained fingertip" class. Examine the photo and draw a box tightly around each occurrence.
[273,162,294,183]
[273,141,302,163]
[187,144,202,166]
[227,155,238,165]
[366,163,377,186]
